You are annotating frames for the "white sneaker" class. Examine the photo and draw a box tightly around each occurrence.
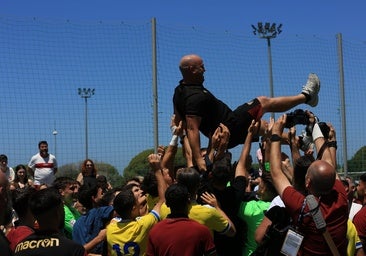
[302,73,320,107]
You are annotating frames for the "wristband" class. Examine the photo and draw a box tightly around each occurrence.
[170,125,177,134]
[270,134,282,142]
[312,123,324,141]
[327,141,337,149]
[264,162,270,172]
[169,135,178,146]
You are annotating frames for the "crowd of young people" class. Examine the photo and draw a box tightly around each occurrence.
[1,54,365,256]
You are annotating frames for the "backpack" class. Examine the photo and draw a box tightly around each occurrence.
[250,206,291,256]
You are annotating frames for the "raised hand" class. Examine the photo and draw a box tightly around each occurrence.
[200,192,219,208]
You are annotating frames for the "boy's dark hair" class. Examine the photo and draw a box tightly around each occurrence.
[141,171,158,197]
[11,187,36,218]
[165,184,190,213]
[77,184,99,210]
[52,176,77,190]
[127,176,143,185]
[123,183,139,191]
[113,188,135,219]
[29,188,62,217]
[96,175,109,192]
[293,155,315,193]
[176,167,200,196]
[98,187,122,207]
[210,151,233,186]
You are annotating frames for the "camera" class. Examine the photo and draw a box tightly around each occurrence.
[318,122,330,139]
[298,130,314,152]
[285,109,309,128]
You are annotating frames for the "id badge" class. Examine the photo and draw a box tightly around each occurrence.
[280,228,304,256]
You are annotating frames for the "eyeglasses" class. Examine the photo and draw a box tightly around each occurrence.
[86,164,93,167]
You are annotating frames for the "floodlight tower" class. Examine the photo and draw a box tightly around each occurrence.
[78,88,95,159]
[251,22,282,119]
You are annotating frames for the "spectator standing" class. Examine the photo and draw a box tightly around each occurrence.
[0,154,15,182]
[10,165,33,190]
[28,141,57,188]
[13,187,86,256]
[147,183,216,256]
[76,159,97,187]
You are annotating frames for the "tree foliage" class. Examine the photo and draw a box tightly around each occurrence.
[347,146,366,172]
[123,147,187,180]
[123,149,154,180]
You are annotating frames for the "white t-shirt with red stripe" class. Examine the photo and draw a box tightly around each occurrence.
[28,153,57,186]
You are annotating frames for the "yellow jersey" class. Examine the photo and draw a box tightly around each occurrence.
[106,210,159,256]
[160,201,230,236]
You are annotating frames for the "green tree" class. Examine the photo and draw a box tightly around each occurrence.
[96,162,124,188]
[57,163,80,179]
[123,147,187,180]
[123,149,154,180]
[347,146,366,173]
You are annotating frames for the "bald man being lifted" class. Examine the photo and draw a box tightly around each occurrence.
[173,54,320,172]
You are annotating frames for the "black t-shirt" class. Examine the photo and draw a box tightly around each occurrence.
[173,81,235,138]
[14,231,86,256]
[0,231,12,256]
[83,175,97,188]
[197,176,251,256]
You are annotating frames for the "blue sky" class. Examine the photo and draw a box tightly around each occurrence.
[2,0,365,40]
[1,1,365,174]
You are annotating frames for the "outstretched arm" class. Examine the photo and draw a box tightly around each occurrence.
[160,115,184,183]
[288,126,301,164]
[327,123,337,168]
[148,153,168,213]
[270,115,292,197]
[205,123,230,166]
[236,120,259,179]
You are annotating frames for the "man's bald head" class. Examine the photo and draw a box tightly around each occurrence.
[306,160,336,196]
[179,54,202,69]
[179,54,205,84]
